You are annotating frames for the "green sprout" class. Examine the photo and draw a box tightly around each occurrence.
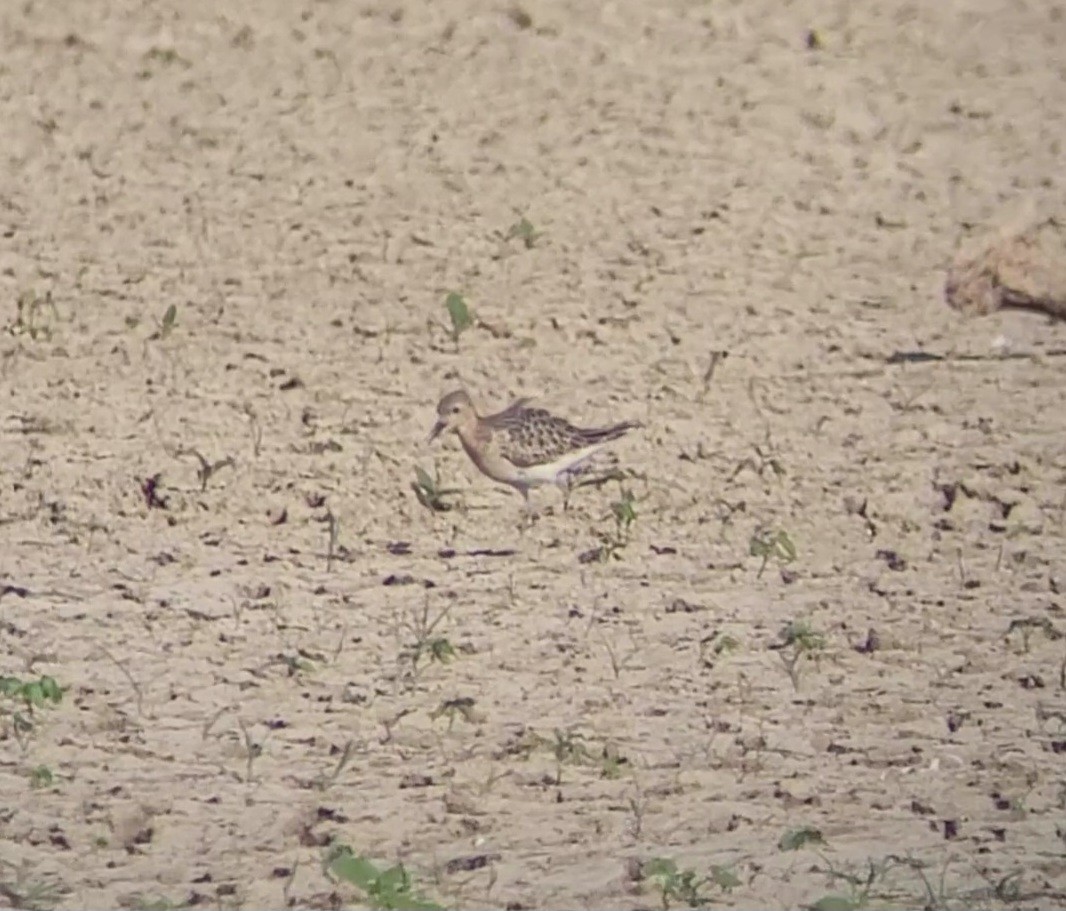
[159,303,177,339]
[595,488,638,561]
[505,216,542,249]
[749,527,796,577]
[444,292,473,346]
[326,846,444,911]
[643,857,740,909]
[411,465,460,513]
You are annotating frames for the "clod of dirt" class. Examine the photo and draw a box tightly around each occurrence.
[140,473,168,509]
[399,773,434,789]
[382,573,436,588]
[505,6,533,30]
[297,823,331,847]
[854,627,881,654]
[875,549,907,571]
[126,826,153,852]
[934,481,958,512]
[665,598,703,613]
[843,496,867,516]
[443,853,501,874]
[945,210,1066,318]
[438,547,517,559]
[991,792,1013,811]
[110,803,159,853]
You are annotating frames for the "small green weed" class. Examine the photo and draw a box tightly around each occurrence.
[808,853,933,911]
[548,728,590,784]
[172,445,232,492]
[779,825,826,851]
[0,675,64,751]
[6,290,59,341]
[314,739,356,792]
[429,696,481,730]
[415,636,456,667]
[400,599,456,682]
[0,859,69,910]
[505,216,542,249]
[642,857,740,910]
[503,727,628,784]
[1004,616,1061,653]
[444,291,473,347]
[611,488,638,531]
[158,303,177,339]
[326,845,444,911]
[749,527,796,578]
[28,765,54,789]
[699,630,740,669]
[774,620,826,691]
[143,46,190,67]
[278,652,317,675]
[412,465,460,513]
[731,442,786,481]
[714,633,740,655]
[0,675,64,709]
[598,743,629,779]
[592,488,638,562]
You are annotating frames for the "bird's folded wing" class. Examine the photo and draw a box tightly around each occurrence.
[498,423,592,469]
[483,398,535,429]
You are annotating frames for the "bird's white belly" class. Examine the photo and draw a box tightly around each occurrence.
[513,463,560,487]
[513,444,605,486]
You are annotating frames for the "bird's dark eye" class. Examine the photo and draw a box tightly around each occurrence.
[450,406,461,414]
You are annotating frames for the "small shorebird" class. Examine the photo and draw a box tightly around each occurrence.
[427,389,640,515]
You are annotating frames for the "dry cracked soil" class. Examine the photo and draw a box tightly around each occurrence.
[2,0,1065,909]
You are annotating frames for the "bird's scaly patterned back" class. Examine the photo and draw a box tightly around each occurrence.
[486,401,636,468]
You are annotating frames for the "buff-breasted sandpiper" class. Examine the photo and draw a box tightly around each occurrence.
[427,389,640,515]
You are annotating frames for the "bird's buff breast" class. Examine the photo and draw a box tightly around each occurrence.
[458,433,525,486]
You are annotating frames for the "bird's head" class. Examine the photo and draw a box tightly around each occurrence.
[428,389,477,442]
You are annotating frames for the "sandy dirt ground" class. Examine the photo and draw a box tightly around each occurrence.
[2,0,1066,908]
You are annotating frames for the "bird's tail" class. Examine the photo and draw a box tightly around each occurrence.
[580,420,642,445]
[563,450,629,490]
